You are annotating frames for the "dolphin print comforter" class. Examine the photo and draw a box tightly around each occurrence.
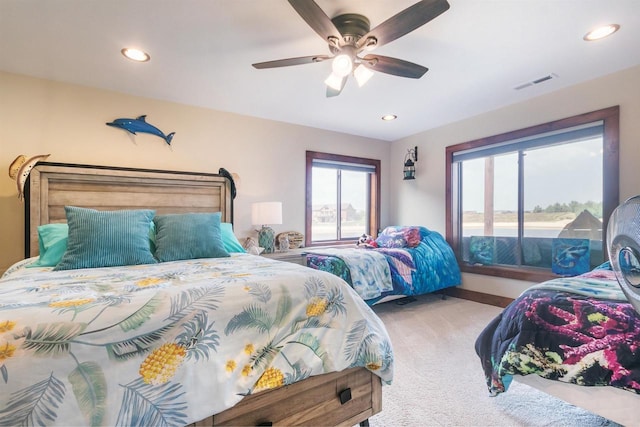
[307,226,461,305]
[0,254,393,426]
[475,263,640,396]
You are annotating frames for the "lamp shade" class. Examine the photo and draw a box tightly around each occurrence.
[325,72,344,90]
[354,64,374,87]
[251,202,282,226]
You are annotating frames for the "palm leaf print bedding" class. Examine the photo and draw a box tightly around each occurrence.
[0,254,393,426]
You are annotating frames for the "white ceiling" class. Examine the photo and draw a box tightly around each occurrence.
[1,0,638,141]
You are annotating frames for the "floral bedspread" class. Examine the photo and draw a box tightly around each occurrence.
[305,248,393,300]
[475,264,640,396]
[0,254,393,426]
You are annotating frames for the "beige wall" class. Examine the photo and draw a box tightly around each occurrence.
[391,64,640,298]
[4,66,638,297]
[0,71,391,272]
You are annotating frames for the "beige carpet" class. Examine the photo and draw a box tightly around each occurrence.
[367,294,619,427]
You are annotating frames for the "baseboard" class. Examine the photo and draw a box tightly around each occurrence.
[443,287,513,308]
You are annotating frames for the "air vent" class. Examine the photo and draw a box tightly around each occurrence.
[514,73,558,90]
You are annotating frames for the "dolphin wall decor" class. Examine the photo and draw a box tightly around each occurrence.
[106,115,175,145]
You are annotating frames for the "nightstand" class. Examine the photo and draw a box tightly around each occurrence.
[262,248,307,266]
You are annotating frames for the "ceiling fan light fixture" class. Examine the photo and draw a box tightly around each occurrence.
[254,0,450,97]
[354,64,374,87]
[332,53,353,77]
[583,24,620,41]
[325,72,344,91]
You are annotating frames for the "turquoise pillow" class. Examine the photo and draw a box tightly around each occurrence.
[28,223,69,267]
[148,221,157,253]
[221,222,246,253]
[154,212,230,262]
[30,222,157,268]
[54,207,157,271]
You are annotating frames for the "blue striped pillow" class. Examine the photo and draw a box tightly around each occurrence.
[154,212,230,262]
[54,207,157,271]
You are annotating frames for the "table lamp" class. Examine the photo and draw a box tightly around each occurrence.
[252,202,282,254]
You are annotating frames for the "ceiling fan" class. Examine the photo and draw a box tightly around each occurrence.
[252,0,450,97]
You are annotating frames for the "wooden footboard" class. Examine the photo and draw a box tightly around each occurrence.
[188,367,382,426]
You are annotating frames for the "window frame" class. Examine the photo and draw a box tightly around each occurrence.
[305,151,380,247]
[445,106,619,282]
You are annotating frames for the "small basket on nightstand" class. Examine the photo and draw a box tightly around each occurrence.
[276,231,304,249]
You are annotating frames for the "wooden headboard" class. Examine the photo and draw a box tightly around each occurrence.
[25,162,233,258]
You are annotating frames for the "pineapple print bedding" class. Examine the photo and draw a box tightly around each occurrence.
[0,254,393,426]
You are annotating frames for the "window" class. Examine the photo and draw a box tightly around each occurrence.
[446,107,619,281]
[305,151,380,246]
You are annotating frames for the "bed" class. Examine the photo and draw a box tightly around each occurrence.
[306,226,461,305]
[0,162,393,426]
[475,263,640,425]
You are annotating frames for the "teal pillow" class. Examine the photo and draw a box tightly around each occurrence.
[221,222,246,253]
[148,221,157,254]
[54,207,157,271]
[28,223,69,267]
[154,212,230,262]
[30,222,157,268]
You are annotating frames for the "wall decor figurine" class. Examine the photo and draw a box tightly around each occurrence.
[277,233,290,252]
[106,115,175,145]
[8,153,50,200]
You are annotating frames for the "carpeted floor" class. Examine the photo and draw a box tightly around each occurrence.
[367,294,619,427]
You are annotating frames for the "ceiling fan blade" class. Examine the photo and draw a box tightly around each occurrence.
[326,76,347,97]
[288,0,342,42]
[362,54,428,79]
[357,0,450,49]
[252,55,331,69]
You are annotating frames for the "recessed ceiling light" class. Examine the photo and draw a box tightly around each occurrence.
[382,114,397,121]
[121,48,150,62]
[583,24,620,41]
